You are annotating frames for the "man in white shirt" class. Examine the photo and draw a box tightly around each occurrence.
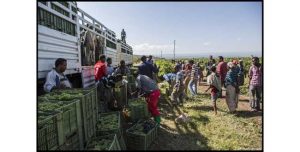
[43,58,72,93]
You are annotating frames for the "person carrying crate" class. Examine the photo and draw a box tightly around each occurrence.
[131,72,161,125]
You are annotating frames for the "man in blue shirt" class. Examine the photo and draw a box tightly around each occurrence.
[138,55,159,79]
[147,55,154,65]
[159,72,176,95]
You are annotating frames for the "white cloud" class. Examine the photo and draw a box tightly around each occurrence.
[132,43,173,55]
[237,38,242,41]
[203,42,210,46]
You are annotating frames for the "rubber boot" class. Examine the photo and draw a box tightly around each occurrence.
[154,116,161,127]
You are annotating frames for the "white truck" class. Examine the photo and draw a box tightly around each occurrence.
[37,1,133,95]
[117,39,133,65]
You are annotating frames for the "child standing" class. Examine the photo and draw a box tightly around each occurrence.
[205,66,222,115]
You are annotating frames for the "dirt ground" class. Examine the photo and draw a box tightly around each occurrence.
[146,82,262,150]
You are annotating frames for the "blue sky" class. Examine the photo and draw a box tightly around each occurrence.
[77,2,262,57]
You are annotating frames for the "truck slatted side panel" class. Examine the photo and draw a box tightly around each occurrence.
[105,47,118,67]
[38,25,80,79]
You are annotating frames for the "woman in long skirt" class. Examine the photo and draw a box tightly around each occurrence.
[224,62,239,112]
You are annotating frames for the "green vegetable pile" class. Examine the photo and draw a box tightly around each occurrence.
[128,98,146,107]
[37,98,74,123]
[127,119,156,135]
[87,136,114,150]
[97,113,119,131]
[127,98,149,120]
[54,89,89,95]
[37,89,86,123]
[43,92,84,101]
[128,124,145,135]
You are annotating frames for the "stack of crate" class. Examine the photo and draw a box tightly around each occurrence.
[37,98,83,150]
[37,86,98,150]
[96,111,126,150]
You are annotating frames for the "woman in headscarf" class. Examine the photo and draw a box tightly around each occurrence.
[224,62,239,112]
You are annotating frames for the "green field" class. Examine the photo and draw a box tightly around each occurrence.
[146,57,262,150]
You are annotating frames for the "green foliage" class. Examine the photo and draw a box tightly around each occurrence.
[155,59,175,76]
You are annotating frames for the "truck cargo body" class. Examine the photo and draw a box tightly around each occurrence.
[37,2,133,93]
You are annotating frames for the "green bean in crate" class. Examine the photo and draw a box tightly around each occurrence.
[96,111,126,150]
[37,98,83,150]
[126,119,159,150]
[128,98,150,122]
[49,88,98,146]
[87,134,121,150]
[97,112,121,135]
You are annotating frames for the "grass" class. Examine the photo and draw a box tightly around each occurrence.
[149,83,262,150]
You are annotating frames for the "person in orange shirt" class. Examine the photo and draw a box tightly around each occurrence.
[95,55,107,82]
[95,55,108,112]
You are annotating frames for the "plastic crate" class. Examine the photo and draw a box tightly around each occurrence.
[58,131,81,150]
[118,134,127,150]
[114,88,122,101]
[80,91,97,145]
[128,98,150,122]
[129,68,138,75]
[37,113,61,150]
[126,120,159,150]
[127,74,135,83]
[96,111,126,150]
[96,112,121,136]
[50,88,98,146]
[37,99,84,150]
[114,87,127,107]
[86,134,121,150]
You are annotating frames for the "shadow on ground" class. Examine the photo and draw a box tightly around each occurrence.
[186,105,227,113]
[148,94,211,150]
[234,110,262,118]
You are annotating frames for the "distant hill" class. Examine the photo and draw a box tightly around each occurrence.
[134,51,262,59]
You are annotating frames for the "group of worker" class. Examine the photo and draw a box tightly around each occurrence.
[93,54,162,124]
[42,54,163,125]
[42,54,262,126]
[159,55,262,115]
[206,55,262,114]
